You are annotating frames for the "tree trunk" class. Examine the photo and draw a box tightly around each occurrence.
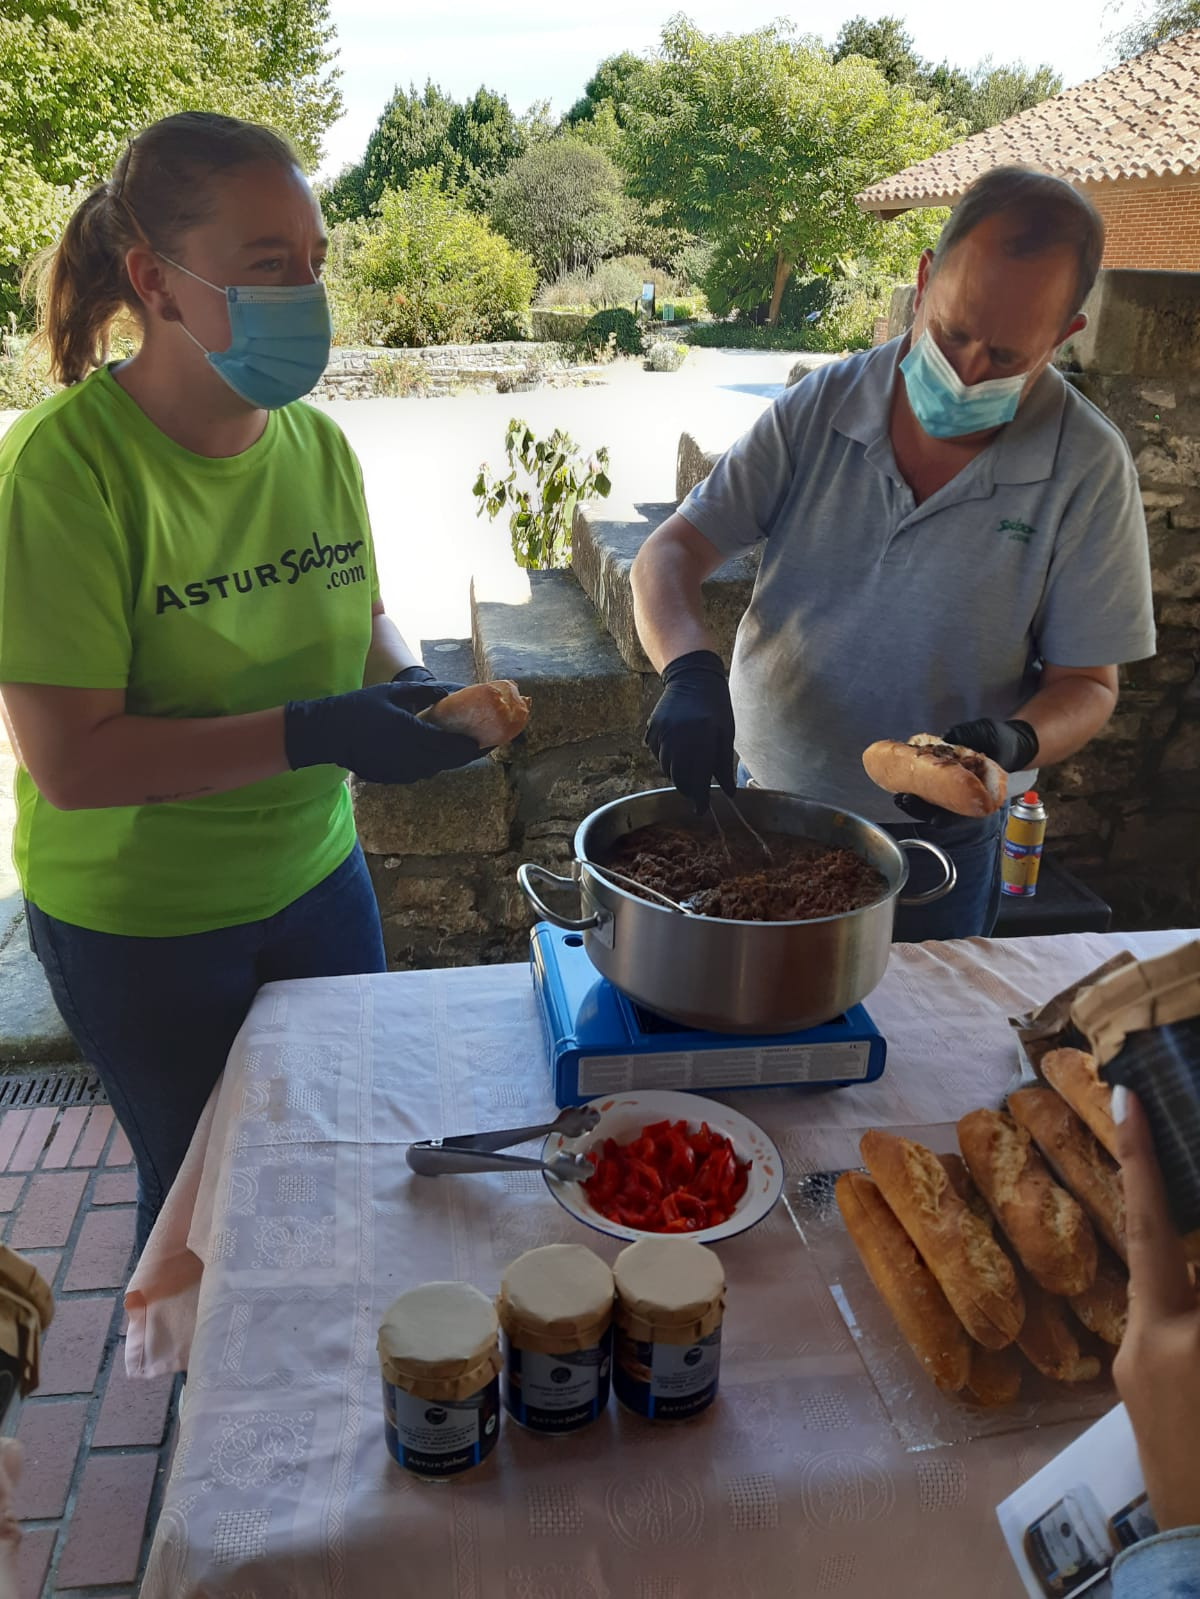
[767,250,794,327]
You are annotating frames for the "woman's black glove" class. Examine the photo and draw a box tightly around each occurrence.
[390,663,466,705]
[284,683,480,784]
[645,649,737,813]
[894,718,1038,826]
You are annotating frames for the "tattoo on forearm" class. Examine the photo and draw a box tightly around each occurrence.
[143,787,215,805]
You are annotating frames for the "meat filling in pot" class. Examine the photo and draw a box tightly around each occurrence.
[600,823,887,922]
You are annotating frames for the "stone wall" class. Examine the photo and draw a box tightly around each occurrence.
[313,343,568,400]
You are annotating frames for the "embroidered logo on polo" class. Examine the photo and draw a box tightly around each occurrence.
[154,530,367,615]
[999,518,1036,544]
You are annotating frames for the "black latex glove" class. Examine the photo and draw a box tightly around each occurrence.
[894,718,1039,826]
[644,649,737,813]
[390,663,466,705]
[284,682,480,784]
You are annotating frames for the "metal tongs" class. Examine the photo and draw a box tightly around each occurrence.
[710,788,775,865]
[406,1105,600,1182]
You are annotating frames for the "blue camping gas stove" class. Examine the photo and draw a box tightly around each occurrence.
[531,922,887,1108]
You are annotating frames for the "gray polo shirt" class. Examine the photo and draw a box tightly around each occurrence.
[678,336,1156,820]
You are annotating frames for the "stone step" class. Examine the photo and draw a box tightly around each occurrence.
[570,500,759,673]
[0,896,76,1069]
[471,568,645,754]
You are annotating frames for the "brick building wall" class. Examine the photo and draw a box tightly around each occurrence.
[1084,174,1200,271]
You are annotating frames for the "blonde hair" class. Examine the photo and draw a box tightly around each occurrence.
[35,111,298,386]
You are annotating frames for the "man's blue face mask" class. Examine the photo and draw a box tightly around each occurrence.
[899,329,1031,440]
[160,254,332,410]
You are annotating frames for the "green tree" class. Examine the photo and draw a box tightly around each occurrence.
[565,51,652,126]
[832,16,925,85]
[490,138,628,283]
[337,171,536,347]
[622,19,950,324]
[324,80,525,222]
[1113,0,1200,56]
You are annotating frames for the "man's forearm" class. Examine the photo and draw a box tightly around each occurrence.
[631,540,720,674]
[365,608,421,685]
[1013,676,1118,766]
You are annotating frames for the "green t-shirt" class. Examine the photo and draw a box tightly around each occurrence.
[0,366,380,936]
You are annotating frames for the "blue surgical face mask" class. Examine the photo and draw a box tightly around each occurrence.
[899,329,1030,439]
[160,255,332,410]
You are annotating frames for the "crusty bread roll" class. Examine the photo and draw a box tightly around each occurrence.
[420,680,530,747]
[964,1345,1024,1407]
[1008,1087,1127,1261]
[861,734,1006,818]
[1068,1249,1129,1347]
[957,1109,1098,1297]
[1040,1048,1118,1159]
[937,1152,993,1222]
[859,1131,1024,1349]
[835,1171,972,1394]
[1015,1271,1102,1384]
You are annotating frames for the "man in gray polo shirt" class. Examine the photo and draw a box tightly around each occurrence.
[631,167,1155,940]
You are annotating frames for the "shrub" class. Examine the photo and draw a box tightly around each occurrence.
[473,419,611,570]
[644,339,688,372]
[368,356,430,397]
[530,309,591,341]
[577,308,643,360]
[0,331,54,409]
[490,138,627,283]
[330,173,536,349]
[684,323,813,352]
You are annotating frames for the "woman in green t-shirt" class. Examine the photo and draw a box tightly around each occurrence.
[0,112,480,1252]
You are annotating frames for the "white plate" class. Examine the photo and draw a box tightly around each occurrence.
[542,1090,784,1245]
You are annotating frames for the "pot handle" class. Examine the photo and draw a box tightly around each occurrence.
[896,838,957,906]
[517,863,606,934]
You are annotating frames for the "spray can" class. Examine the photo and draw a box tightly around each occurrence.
[1001,790,1047,897]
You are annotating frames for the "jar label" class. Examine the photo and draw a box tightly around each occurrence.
[503,1329,612,1432]
[382,1375,500,1477]
[613,1326,721,1420]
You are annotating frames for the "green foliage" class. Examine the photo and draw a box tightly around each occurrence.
[565,52,653,128]
[473,419,611,570]
[325,81,526,222]
[1112,0,1199,58]
[0,0,341,315]
[367,356,430,397]
[0,327,55,407]
[622,20,950,325]
[577,307,643,359]
[644,338,687,372]
[536,255,685,313]
[330,174,536,348]
[489,138,628,283]
[685,323,815,352]
[832,15,1062,136]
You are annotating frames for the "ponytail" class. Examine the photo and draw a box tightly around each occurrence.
[33,112,298,388]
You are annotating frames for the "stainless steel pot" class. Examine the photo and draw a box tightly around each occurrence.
[518,787,955,1035]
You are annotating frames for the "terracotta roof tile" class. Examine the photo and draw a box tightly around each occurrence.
[857,28,1200,210]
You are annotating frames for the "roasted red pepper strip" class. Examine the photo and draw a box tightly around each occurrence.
[582,1118,752,1232]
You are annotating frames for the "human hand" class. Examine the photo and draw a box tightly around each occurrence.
[644,650,737,813]
[284,683,480,784]
[389,664,466,712]
[893,718,1038,826]
[1111,1086,1200,1532]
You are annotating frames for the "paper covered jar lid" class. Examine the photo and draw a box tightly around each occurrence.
[613,1238,725,1324]
[378,1281,498,1379]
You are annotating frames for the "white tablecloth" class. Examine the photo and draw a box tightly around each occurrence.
[131,930,1196,1599]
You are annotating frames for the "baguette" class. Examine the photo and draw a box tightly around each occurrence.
[1016,1271,1102,1384]
[420,680,530,747]
[957,1109,1098,1297]
[1008,1087,1127,1261]
[964,1345,1024,1407]
[859,1131,1024,1349]
[861,734,1006,818]
[835,1172,972,1393]
[1040,1048,1118,1158]
[1068,1249,1129,1347]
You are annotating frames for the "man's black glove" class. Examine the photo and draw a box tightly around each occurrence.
[644,649,737,813]
[390,663,466,708]
[284,682,480,784]
[894,718,1039,826]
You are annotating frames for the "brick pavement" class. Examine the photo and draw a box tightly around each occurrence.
[0,1101,178,1596]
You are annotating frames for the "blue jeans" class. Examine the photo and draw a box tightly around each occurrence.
[26,844,386,1252]
[884,808,1007,942]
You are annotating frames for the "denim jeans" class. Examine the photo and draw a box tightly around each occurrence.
[736,763,1006,943]
[26,843,386,1252]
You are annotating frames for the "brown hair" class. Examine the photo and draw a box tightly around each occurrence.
[931,166,1105,319]
[35,111,298,386]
